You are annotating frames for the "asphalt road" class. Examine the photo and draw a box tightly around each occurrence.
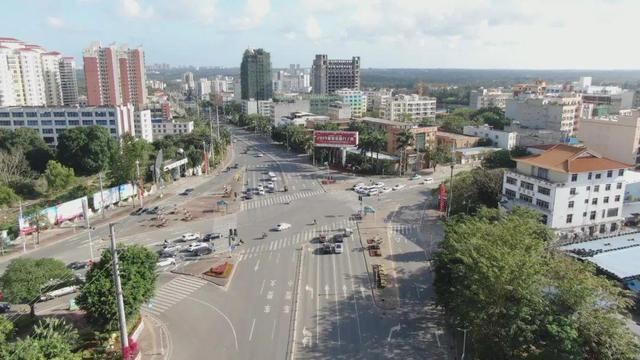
[2,127,452,359]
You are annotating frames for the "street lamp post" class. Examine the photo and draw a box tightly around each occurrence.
[135,160,142,208]
[457,327,470,360]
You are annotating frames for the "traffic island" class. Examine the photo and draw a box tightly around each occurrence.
[170,258,236,288]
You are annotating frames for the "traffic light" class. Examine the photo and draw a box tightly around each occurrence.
[233,229,238,237]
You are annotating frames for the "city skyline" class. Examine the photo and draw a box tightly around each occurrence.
[3,0,640,69]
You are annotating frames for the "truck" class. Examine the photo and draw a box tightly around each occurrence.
[40,286,79,301]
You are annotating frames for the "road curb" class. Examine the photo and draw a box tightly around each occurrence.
[286,245,304,360]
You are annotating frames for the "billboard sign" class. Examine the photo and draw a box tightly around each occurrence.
[313,131,358,148]
[56,197,86,224]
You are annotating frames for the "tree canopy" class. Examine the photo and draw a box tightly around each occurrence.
[109,134,153,185]
[43,160,76,192]
[434,208,640,359]
[56,126,114,175]
[0,128,53,173]
[77,244,157,329]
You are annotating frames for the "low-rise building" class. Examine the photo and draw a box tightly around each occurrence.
[505,95,581,137]
[270,98,310,123]
[469,88,512,110]
[455,147,501,165]
[0,104,135,146]
[578,109,640,165]
[463,124,518,150]
[382,94,436,122]
[150,120,194,139]
[335,89,366,118]
[134,109,153,142]
[242,99,273,117]
[362,117,437,156]
[278,112,328,127]
[501,144,630,238]
[328,101,352,121]
[308,94,340,116]
[436,131,479,151]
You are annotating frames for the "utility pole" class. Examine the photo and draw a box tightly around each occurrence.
[216,106,220,139]
[458,327,470,360]
[98,171,106,219]
[109,224,130,359]
[446,143,456,218]
[135,160,143,208]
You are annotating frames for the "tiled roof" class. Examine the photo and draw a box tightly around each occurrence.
[515,144,631,173]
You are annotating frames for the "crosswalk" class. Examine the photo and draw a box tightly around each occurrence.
[236,219,358,261]
[145,276,208,315]
[241,190,325,210]
[389,223,421,235]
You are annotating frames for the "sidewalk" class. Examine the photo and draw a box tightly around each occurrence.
[136,313,169,359]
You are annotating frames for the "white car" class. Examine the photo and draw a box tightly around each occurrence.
[156,258,176,267]
[256,153,264,157]
[181,232,201,241]
[187,242,209,252]
[368,188,379,196]
[422,177,434,184]
[334,243,344,254]
[392,184,405,191]
[275,223,292,231]
[257,184,264,190]
[374,181,385,188]
[353,183,365,190]
[266,181,275,188]
[381,187,392,193]
[258,189,265,195]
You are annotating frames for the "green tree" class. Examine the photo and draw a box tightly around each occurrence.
[482,149,514,169]
[428,144,453,172]
[0,149,31,185]
[0,184,20,207]
[43,160,75,192]
[471,106,510,130]
[0,258,72,317]
[32,317,79,348]
[1,335,80,360]
[0,128,53,173]
[76,245,157,329]
[57,126,114,175]
[109,134,152,184]
[395,129,413,175]
[0,315,14,346]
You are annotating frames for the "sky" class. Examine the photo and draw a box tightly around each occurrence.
[3,0,640,69]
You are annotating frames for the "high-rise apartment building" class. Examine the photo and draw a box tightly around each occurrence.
[240,48,272,101]
[311,55,360,94]
[59,57,79,106]
[83,42,147,108]
[0,38,78,107]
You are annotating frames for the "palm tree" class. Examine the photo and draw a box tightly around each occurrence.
[395,130,414,175]
[370,131,387,173]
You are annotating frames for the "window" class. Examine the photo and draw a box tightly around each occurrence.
[505,189,516,199]
[25,112,37,118]
[519,194,532,203]
[13,120,24,126]
[594,185,600,192]
[54,120,66,126]
[568,201,574,208]
[615,195,621,202]
[617,183,622,189]
[41,120,52,126]
[607,208,619,217]
[55,128,65,134]
[537,167,549,179]
[571,173,578,181]
[583,212,587,217]
[605,184,611,191]
[520,181,534,191]
[590,211,596,220]
[81,112,93,117]
[536,199,549,209]
[600,224,606,233]
[570,188,576,195]
[40,112,51,117]
[66,112,78,117]
[95,120,107,125]
[588,172,592,180]
[607,170,613,178]
[68,120,79,126]
[611,223,618,232]
[82,120,93,126]
[0,112,9,118]
[595,173,601,179]
[53,112,65,117]
[108,111,115,117]
[592,198,598,205]
[109,120,116,126]
[42,128,54,134]
[11,112,24,118]
[566,214,573,223]
[27,120,38,126]
[506,176,517,185]
[43,136,54,144]
[619,169,625,176]
[109,128,116,134]
[584,199,589,204]
[0,120,10,126]
[538,186,550,196]
[604,196,609,204]
[586,186,591,191]
[94,111,106,117]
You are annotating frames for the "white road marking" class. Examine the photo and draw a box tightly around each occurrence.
[305,284,314,298]
[254,259,261,272]
[259,279,266,295]
[249,318,256,341]
[271,319,277,340]
[186,297,239,350]
[331,254,341,344]
[324,284,329,300]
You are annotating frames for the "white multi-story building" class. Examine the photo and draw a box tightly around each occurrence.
[134,109,153,142]
[58,57,79,106]
[328,101,352,120]
[17,48,47,106]
[40,52,63,106]
[501,144,630,237]
[463,124,517,150]
[183,72,195,92]
[469,88,512,110]
[150,120,194,140]
[382,94,436,122]
[0,104,135,146]
[505,95,581,137]
[335,89,366,118]
[366,88,393,113]
[578,109,640,166]
[241,99,273,117]
[197,78,211,100]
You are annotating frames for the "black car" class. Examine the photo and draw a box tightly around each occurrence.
[245,193,254,200]
[333,234,344,243]
[0,303,10,313]
[147,206,160,214]
[180,188,195,196]
[131,207,146,216]
[193,246,213,256]
[202,233,222,242]
[67,261,89,270]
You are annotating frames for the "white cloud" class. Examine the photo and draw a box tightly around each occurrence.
[157,0,217,24]
[46,16,68,30]
[118,0,154,19]
[229,0,271,31]
[305,16,322,40]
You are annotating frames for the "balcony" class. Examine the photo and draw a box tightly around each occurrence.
[505,170,564,188]
[501,196,551,214]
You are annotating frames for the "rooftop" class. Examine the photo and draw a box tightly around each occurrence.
[560,232,640,280]
[515,144,631,173]
[455,147,501,155]
[436,131,479,140]
[362,117,413,127]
